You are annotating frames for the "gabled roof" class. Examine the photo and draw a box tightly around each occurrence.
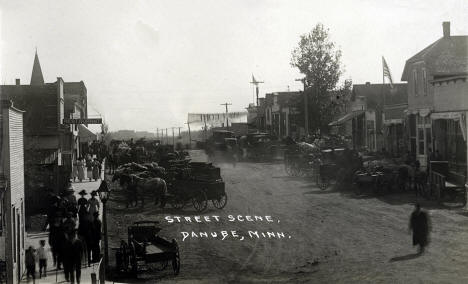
[30,51,45,85]
[401,36,468,81]
[352,83,407,108]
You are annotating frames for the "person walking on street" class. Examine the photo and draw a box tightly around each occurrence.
[72,158,79,182]
[37,240,48,278]
[409,203,431,254]
[63,230,85,284]
[49,214,64,270]
[77,190,88,223]
[92,158,101,181]
[63,212,77,236]
[86,154,93,181]
[25,246,36,282]
[77,157,85,182]
[88,191,100,216]
[90,212,102,263]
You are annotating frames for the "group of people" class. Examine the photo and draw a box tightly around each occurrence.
[72,155,102,182]
[41,183,103,283]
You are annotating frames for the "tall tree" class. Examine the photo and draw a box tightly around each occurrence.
[291,23,344,132]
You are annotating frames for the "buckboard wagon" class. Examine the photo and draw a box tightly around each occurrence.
[114,221,180,277]
[167,179,227,212]
[166,162,227,212]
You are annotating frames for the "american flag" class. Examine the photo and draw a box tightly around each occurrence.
[382,56,393,88]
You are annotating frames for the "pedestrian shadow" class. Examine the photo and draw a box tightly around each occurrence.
[389,252,421,262]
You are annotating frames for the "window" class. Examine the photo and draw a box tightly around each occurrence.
[413,69,418,96]
[422,68,427,95]
[418,128,425,155]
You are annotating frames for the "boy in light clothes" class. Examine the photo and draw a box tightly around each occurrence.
[37,240,48,278]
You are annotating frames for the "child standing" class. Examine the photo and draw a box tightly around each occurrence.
[37,240,48,278]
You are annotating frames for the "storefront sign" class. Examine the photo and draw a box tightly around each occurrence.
[63,118,102,124]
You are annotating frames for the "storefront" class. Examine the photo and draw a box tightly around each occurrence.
[431,111,467,175]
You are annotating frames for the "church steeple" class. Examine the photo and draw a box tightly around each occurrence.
[30,50,44,85]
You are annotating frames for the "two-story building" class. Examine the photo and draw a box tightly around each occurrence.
[0,100,26,284]
[264,91,301,139]
[402,21,467,172]
[329,83,407,153]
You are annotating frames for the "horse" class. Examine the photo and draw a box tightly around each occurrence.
[130,176,167,208]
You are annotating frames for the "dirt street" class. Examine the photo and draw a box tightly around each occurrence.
[107,150,468,283]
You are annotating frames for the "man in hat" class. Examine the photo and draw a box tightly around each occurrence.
[64,184,78,216]
[409,203,431,254]
[88,212,102,263]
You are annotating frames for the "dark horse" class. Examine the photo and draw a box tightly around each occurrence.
[112,173,167,208]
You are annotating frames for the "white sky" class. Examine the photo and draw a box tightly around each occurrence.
[1,0,467,132]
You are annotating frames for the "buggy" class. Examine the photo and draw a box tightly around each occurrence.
[114,221,180,277]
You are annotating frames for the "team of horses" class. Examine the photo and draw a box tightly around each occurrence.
[112,171,168,208]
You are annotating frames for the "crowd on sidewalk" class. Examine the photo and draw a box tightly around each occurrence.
[24,181,104,284]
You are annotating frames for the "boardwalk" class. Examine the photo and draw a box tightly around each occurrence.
[22,172,105,284]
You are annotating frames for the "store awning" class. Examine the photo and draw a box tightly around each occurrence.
[431,111,463,120]
[384,119,404,125]
[78,125,97,143]
[329,110,364,126]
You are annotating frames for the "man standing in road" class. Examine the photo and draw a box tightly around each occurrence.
[409,203,431,254]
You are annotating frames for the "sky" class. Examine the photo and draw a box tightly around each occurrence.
[1,0,467,132]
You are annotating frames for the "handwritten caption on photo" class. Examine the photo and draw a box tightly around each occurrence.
[165,215,292,241]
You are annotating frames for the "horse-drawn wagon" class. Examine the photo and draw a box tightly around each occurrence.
[166,162,227,212]
[114,221,180,277]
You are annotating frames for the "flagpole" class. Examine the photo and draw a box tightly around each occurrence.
[382,56,386,152]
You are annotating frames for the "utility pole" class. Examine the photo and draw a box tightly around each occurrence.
[166,128,169,145]
[185,121,192,148]
[156,127,159,140]
[250,75,264,106]
[220,103,232,129]
[296,78,309,137]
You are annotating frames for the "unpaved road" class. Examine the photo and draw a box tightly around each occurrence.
[107,150,468,283]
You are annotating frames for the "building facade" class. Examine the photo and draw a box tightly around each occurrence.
[401,21,467,171]
[0,100,26,284]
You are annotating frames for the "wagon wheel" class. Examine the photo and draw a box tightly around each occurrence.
[212,193,228,209]
[192,189,208,212]
[171,239,181,275]
[170,195,186,210]
[147,260,168,272]
[129,244,138,276]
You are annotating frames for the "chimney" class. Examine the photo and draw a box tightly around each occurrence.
[15,79,20,85]
[443,21,450,38]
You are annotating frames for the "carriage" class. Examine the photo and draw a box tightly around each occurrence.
[167,162,227,212]
[114,221,180,277]
[284,142,321,177]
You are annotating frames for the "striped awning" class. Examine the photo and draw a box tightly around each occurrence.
[78,125,97,143]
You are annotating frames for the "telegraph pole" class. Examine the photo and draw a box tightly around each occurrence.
[185,122,192,148]
[156,128,159,140]
[250,75,264,106]
[220,103,232,129]
[296,78,308,136]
